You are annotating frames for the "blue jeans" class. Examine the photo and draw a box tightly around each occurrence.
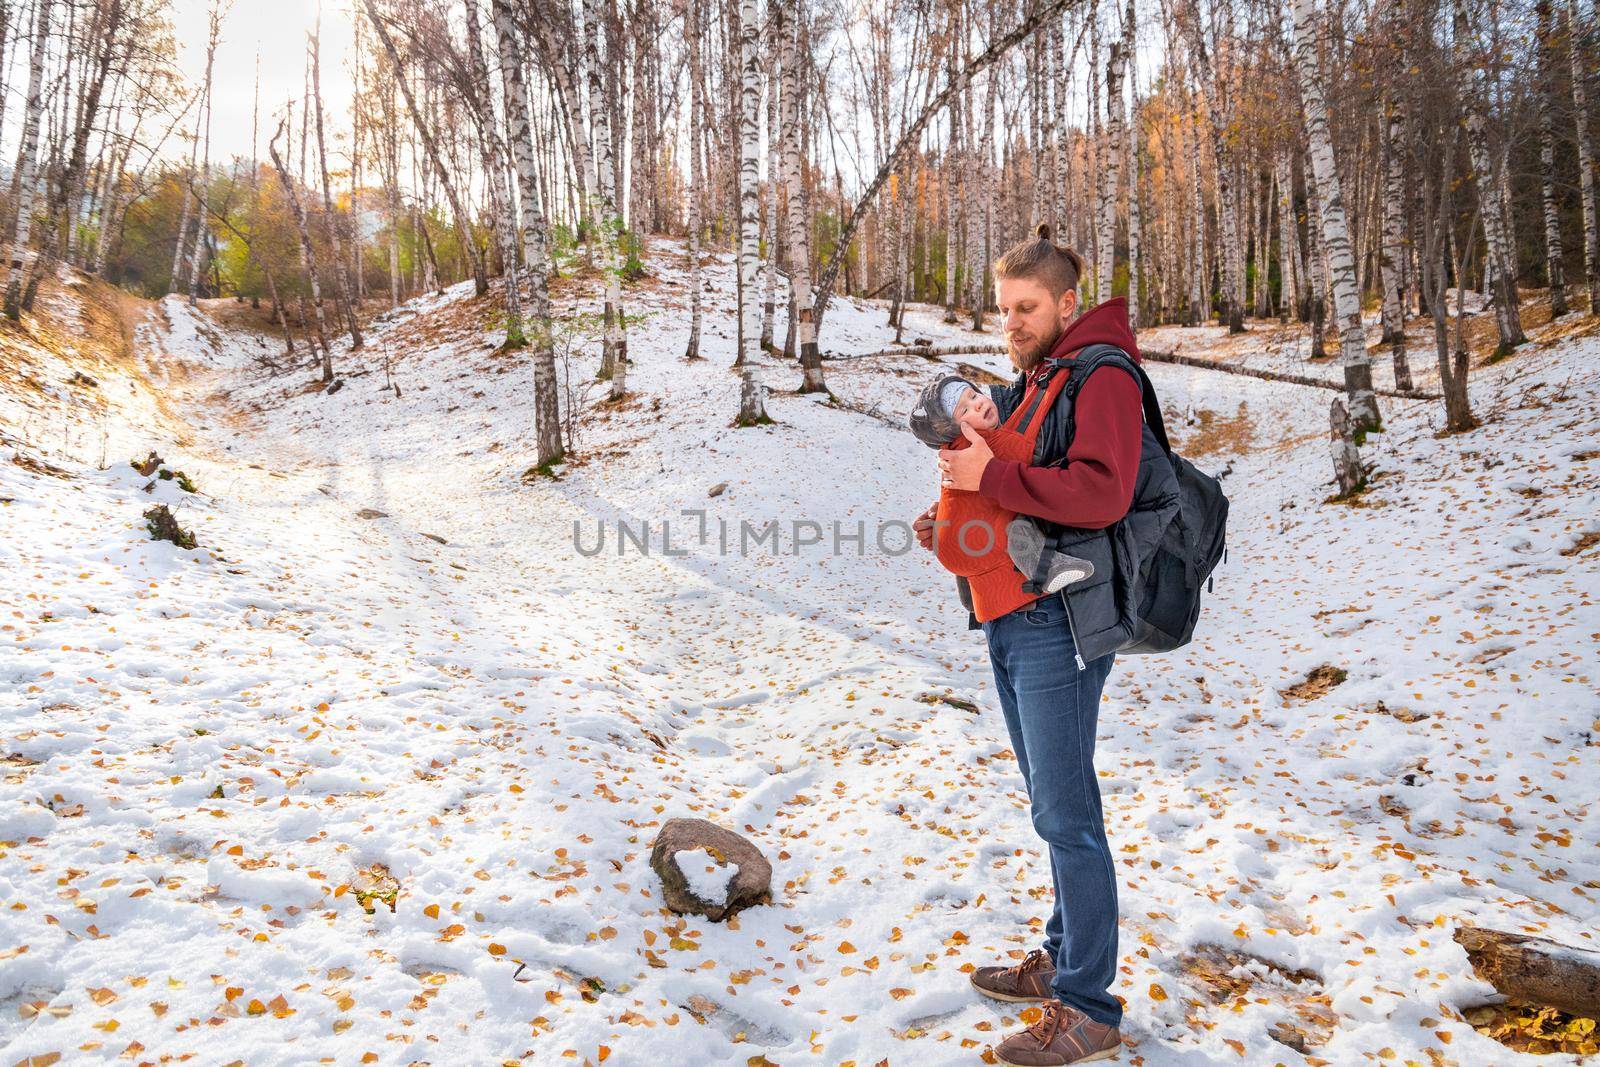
[981,591,1121,1028]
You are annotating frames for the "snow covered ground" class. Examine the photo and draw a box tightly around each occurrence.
[2,251,1597,1066]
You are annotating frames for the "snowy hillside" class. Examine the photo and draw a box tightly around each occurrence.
[2,253,1597,1066]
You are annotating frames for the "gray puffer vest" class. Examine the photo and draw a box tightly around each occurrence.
[957,345,1182,666]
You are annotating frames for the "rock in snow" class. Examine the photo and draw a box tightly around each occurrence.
[649,817,771,921]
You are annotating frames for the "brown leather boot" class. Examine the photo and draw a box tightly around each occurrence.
[970,947,1055,1002]
[994,1000,1122,1066]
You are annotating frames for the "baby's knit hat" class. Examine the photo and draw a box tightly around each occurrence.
[909,373,979,449]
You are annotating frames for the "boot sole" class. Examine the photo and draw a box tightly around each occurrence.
[970,974,1054,1003]
[995,1046,1119,1066]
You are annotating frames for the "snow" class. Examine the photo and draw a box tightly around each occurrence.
[1,250,1597,1066]
[676,848,739,904]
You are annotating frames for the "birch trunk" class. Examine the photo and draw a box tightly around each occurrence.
[972,62,994,332]
[1537,0,1567,317]
[492,0,561,467]
[583,0,627,399]
[761,20,779,352]
[1293,0,1378,431]
[1175,0,1243,331]
[1455,0,1525,354]
[312,18,363,347]
[735,0,769,423]
[780,0,824,391]
[362,0,487,297]
[1571,0,1600,314]
[1379,102,1414,391]
[268,120,334,380]
[943,31,962,325]
[684,0,705,361]
[1095,37,1125,307]
[4,0,50,320]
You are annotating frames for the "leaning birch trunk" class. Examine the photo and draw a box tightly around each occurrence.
[312,21,363,348]
[1095,39,1125,308]
[492,0,561,468]
[1328,397,1364,498]
[1570,0,1600,315]
[3,0,50,320]
[810,0,1076,332]
[1292,0,1379,433]
[734,0,768,423]
[1379,101,1414,391]
[268,120,334,380]
[1536,0,1567,317]
[583,0,627,399]
[683,0,705,361]
[1455,0,1525,354]
[361,0,487,297]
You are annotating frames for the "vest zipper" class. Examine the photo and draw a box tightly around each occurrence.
[1059,590,1087,671]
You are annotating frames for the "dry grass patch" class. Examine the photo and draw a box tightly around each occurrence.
[1281,664,1348,702]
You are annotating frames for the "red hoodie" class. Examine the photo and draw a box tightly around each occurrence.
[975,297,1143,530]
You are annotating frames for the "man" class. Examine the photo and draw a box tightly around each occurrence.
[914,225,1146,1066]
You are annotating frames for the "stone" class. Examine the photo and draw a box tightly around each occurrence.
[649,818,771,922]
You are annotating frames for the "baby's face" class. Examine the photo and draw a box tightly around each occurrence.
[954,389,999,432]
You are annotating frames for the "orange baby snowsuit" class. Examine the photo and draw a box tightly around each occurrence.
[933,368,1072,622]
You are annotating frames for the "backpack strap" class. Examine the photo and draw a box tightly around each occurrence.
[1047,344,1171,458]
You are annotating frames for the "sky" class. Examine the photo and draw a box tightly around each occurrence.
[168,0,359,170]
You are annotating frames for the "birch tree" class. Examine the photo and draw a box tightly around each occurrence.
[1570,0,1599,314]
[312,14,363,347]
[4,0,51,320]
[1379,100,1414,391]
[734,0,769,424]
[1535,0,1566,317]
[1454,0,1525,355]
[492,0,562,469]
[268,117,334,380]
[1291,0,1379,432]
[683,0,706,361]
[778,0,825,392]
[1095,34,1125,306]
[582,0,628,400]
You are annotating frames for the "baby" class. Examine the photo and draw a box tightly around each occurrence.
[909,373,1000,445]
[909,373,1093,600]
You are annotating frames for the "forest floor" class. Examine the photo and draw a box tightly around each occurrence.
[2,246,1598,1067]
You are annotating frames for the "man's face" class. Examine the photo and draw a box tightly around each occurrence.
[996,276,1076,372]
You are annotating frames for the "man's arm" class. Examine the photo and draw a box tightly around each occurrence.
[975,368,1143,529]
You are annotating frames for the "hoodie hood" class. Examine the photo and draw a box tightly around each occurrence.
[1045,297,1141,366]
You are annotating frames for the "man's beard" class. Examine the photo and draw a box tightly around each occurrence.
[1007,320,1064,374]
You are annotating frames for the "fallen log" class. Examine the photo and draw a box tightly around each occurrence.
[1455,925,1600,1018]
[1142,348,1441,401]
[822,343,1007,361]
[824,341,1441,401]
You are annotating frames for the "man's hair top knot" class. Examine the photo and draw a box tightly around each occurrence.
[1035,223,1052,241]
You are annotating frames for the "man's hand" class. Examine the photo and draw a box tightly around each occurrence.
[913,502,938,551]
[937,424,993,491]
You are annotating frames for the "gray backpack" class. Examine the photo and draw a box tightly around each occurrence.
[1033,346,1230,656]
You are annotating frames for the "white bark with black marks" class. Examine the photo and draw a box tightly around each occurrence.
[1293,0,1376,430]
